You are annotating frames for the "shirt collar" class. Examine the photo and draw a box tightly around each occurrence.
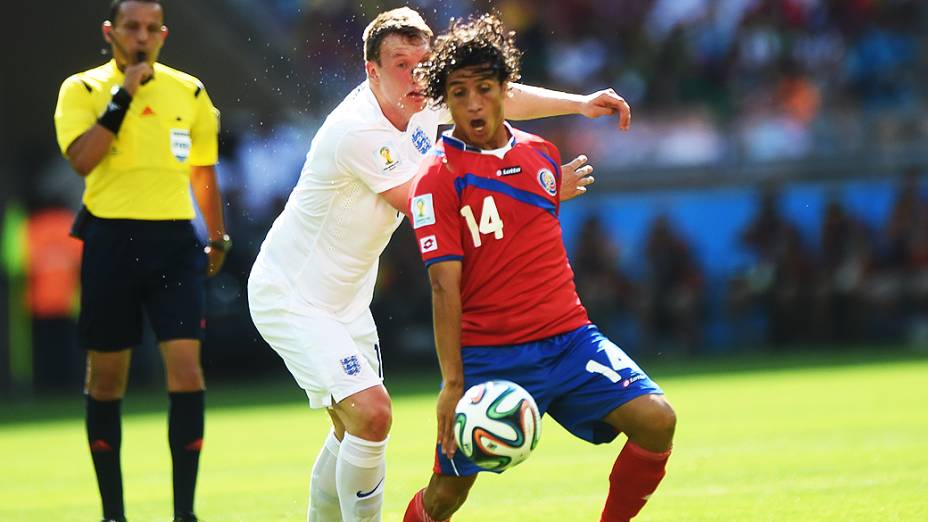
[107,59,125,80]
[441,122,516,159]
[106,59,160,82]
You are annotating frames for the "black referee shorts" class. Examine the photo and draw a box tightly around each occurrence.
[78,213,207,351]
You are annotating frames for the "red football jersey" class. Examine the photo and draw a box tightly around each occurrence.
[409,125,590,346]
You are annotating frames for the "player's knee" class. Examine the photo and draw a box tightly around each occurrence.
[167,366,205,392]
[366,402,393,439]
[355,400,392,440]
[644,398,676,447]
[86,376,127,400]
[654,401,677,442]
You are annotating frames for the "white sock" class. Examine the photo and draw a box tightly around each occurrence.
[308,429,342,522]
[335,432,388,522]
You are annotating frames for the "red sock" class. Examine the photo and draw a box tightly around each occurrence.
[601,441,671,522]
[404,488,450,522]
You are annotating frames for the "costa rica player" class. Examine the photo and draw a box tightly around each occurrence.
[403,14,677,522]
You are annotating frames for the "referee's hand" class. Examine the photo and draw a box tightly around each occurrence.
[123,62,154,96]
[206,248,226,278]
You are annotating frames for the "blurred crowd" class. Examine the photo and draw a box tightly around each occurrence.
[725,173,928,349]
[243,0,925,168]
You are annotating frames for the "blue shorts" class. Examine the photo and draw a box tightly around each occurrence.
[78,213,207,351]
[435,324,662,477]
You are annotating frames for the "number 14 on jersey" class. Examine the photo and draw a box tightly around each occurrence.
[461,196,504,247]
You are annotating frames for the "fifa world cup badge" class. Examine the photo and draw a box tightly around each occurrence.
[378,145,399,171]
[411,193,436,228]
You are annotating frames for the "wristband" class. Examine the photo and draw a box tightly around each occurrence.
[205,234,232,254]
[97,86,133,134]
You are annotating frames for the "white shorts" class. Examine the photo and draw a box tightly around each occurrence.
[248,272,383,409]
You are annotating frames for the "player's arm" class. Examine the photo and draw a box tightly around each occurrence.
[188,83,226,276]
[379,175,419,215]
[190,165,228,277]
[64,63,153,176]
[66,125,117,177]
[505,83,631,131]
[428,259,465,458]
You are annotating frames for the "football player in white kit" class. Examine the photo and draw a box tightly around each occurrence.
[247,7,632,522]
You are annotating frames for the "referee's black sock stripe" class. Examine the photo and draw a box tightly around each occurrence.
[86,396,124,520]
[168,390,205,516]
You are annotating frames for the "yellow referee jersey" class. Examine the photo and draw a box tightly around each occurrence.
[54,60,219,220]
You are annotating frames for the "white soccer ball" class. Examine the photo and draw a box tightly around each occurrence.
[453,380,541,471]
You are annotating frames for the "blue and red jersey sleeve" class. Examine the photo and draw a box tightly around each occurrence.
[409,155,463,266]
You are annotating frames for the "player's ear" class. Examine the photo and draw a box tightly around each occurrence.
[102,20,113,43]
[365,60,379,84]
[161,25,169,41]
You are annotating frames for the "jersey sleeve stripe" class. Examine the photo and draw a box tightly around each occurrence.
[424,254,465,267]
[531,148,561,180]
[453,173,556,216]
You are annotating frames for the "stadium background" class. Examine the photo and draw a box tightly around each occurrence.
[1,0,927,395]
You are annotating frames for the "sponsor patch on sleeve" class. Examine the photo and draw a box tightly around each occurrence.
[419,235,438,253]
[375,144,400,172]
[411,193,436,229]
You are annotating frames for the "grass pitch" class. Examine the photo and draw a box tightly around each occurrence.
[1,351,926,521]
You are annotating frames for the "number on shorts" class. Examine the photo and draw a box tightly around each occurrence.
[585,342,641,383]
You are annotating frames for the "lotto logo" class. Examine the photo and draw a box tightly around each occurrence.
[419,235,438,253]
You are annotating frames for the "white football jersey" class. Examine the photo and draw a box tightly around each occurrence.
[252,81,449,321]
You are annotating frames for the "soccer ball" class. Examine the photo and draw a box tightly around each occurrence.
[453,380,541,471]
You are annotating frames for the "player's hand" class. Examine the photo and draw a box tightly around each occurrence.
[436,383,463,459]
[205,247,226,278]
[560,155,594,201]
[579,88,631,131]
[122,62,154,96]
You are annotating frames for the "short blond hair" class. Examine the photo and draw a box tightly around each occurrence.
[362,7,433,64]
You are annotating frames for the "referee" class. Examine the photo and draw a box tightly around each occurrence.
[53,1,227,521]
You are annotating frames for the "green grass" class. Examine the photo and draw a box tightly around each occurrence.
[1,351,927,521]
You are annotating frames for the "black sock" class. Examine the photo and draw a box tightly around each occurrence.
[169,391,204,516]
[86,396,124,520]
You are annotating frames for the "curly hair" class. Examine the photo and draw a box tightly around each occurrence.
[415,13,522,107]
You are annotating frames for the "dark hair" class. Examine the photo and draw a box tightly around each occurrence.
[415,14,521,107]
[108,0,162,24]
[362,7,433,64]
